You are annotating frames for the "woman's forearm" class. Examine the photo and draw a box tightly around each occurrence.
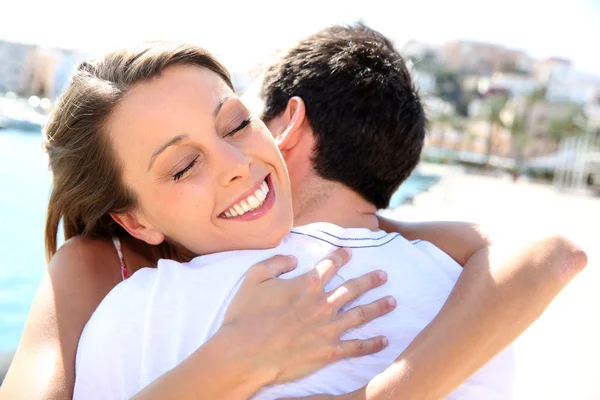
[132,326,275,400]
[132,250,393,400]
[354,235,587,400]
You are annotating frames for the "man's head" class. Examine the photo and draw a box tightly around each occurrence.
[260,23,426,211]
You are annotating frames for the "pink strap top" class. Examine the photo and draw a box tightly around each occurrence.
[112,237,129,280]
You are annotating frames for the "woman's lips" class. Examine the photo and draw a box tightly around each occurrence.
[219,174,275,221]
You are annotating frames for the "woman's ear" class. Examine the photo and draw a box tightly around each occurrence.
[110,212,165,245]
[274,96,307,152]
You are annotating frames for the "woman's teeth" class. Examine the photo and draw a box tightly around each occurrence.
[223,181,269,218]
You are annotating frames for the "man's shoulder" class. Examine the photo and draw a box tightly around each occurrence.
[108,267,159,303]
[292,222,463,277]
[290,222,403,249]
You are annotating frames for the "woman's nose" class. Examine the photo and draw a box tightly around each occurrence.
[218,143,252,187]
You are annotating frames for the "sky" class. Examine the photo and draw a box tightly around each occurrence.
[1,0,599,75]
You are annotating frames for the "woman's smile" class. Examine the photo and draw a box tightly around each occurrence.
[219,174,276,220]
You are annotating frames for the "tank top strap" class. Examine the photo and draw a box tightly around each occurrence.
[112,237,129,280]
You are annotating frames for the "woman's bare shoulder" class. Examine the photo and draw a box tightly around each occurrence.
[44,235,123,336]
[50,236,120,277]
[0,236,123,399]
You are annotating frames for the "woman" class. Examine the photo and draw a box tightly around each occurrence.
[1,42,585,400]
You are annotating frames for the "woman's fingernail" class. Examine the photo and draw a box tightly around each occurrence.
[382,337,389,347]
[343,248,352,257]
[377,270,388,281]
[387,296,396,308]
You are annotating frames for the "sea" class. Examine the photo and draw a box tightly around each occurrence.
[0,127,438,353]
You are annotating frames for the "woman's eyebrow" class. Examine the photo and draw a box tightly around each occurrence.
[148,134,188,171]
[214,95,233,117]
[147,95,233,171]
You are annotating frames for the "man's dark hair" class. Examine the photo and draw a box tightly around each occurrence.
[261,23,427,209]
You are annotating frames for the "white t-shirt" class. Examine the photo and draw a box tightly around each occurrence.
[74,223,515,399]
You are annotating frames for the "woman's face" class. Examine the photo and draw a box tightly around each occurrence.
[107,64,293,255]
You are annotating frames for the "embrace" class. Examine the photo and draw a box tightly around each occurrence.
[1,24,586,400]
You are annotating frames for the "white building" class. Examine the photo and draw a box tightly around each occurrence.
[21,47,61,98]
[440,40,533,75]
[401,40,439,61]
[546,74,599,105]
[536,57,571,83]
[536,58,600,105]
[0,41,33,93]
[477,73,539,98]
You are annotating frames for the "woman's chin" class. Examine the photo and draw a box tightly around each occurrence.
[255,234,287,250]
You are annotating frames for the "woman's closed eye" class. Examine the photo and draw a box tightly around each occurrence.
[224,118,252,138]
[172,156,199,182]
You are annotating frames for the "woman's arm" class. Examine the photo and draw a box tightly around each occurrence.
[357,234,586,400]
[1,241,393,400]
[287,222,587,400]
[340,219,587,399]
[132,249,395,400]
[0,237,123,400]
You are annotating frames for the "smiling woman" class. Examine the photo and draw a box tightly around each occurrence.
[103,64,294,256]
[1,42,395,400]
[41,44,295,262]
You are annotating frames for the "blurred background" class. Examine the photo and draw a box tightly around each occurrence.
[0,0,599,398]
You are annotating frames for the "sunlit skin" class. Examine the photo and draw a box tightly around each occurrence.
[107,64,294,255]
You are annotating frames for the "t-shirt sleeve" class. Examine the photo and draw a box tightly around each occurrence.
[73,268,157,400]
[411,240,463,280]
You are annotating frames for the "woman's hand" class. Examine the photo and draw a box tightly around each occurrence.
[222,248,396,385]
[130,248,394,400]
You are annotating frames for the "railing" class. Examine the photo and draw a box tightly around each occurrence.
[553,129,599,191]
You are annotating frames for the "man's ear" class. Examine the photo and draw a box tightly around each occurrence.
[275,96,307,153]
[110,212,165,246]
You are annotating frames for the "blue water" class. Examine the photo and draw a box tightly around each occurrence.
[388,171,440,209]
[0,128,439,352]
[0,128,51,352]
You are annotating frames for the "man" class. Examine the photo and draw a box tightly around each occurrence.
[74,24,585,399]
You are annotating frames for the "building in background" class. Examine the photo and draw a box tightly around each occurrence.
[440,40,533,76]
[536,58,600,105]
[21,47,60,98]
[477,73,539,98]
[0,41,33,94]
[0,40,85,100]
[402,40,440,63]
[52,49,86,98]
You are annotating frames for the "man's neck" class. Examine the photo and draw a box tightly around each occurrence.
[293,180,380,231]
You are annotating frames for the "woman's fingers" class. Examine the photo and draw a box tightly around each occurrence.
[338,335,389,359]
[326,270,388,311]
[244,255,298,283]
[337,296,396,332]
[304,248,351,290]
